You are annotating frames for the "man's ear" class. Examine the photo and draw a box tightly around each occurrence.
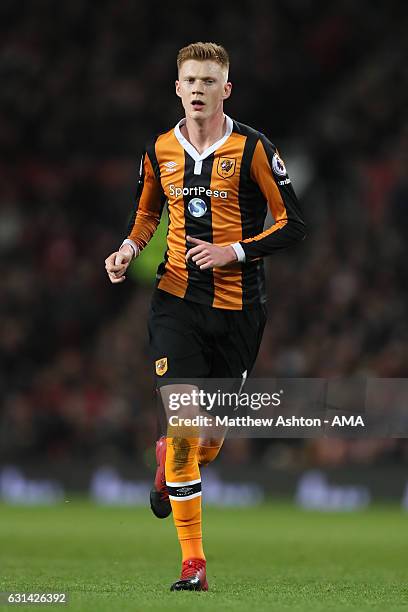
[222,81,232,100]
[175,80,182,98]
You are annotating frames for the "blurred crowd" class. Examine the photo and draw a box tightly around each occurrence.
[1,0,407,468]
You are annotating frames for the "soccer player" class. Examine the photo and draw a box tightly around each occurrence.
[105,42,306,591]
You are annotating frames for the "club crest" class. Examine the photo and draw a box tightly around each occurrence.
[217,157,236,179]
[155,357,168,376]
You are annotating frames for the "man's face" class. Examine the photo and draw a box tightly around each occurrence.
[176,60,232,121]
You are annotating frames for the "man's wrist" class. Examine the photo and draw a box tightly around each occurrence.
[230,242,246,263]
[225,245,238,263]
[120,239,139,259]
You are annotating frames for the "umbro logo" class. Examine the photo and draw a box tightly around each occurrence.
[164,161,178,172]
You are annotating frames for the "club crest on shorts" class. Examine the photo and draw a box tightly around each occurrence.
[155,357,168,376]
[217,157,236,179]
[272,152,287,176]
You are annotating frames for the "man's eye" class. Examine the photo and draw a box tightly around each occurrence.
[205,80,214,84]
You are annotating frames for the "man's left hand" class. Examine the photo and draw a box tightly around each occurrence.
[185,235,238,270]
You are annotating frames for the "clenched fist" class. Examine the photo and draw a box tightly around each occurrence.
[105,244,134,284]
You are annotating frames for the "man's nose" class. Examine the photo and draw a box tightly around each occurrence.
[192,85,204,95]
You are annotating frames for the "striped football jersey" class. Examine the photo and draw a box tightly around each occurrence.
[125,115,306,310]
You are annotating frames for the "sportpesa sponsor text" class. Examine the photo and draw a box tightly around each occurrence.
[169,184,228,199]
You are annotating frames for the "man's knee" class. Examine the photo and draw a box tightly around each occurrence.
[198,437,224,466]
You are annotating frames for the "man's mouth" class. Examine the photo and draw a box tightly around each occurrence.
[191,100,205,108]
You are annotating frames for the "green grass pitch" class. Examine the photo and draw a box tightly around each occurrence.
[0,500,407,611]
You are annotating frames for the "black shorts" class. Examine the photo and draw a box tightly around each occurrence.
[148,288,267,386]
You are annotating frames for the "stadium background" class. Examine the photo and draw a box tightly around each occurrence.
[1,0,408,511]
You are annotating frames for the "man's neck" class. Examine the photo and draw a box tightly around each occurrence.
[181,112,226,155]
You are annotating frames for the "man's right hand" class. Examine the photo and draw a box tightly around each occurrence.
[105,244,134,284]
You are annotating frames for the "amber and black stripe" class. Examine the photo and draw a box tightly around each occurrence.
[183,152,215,304]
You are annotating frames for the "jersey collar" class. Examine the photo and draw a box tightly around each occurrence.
[174,114,233,164]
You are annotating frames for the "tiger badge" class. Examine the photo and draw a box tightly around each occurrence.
[155,357,168,376]
[217,157,236,179]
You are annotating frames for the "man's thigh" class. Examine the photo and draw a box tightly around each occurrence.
[148,289,211,385]
[210,303,267,379]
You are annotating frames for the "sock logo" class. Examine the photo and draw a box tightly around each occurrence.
[166,479,202,500]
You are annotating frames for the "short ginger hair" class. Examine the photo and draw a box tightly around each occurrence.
[177,42,229,74]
